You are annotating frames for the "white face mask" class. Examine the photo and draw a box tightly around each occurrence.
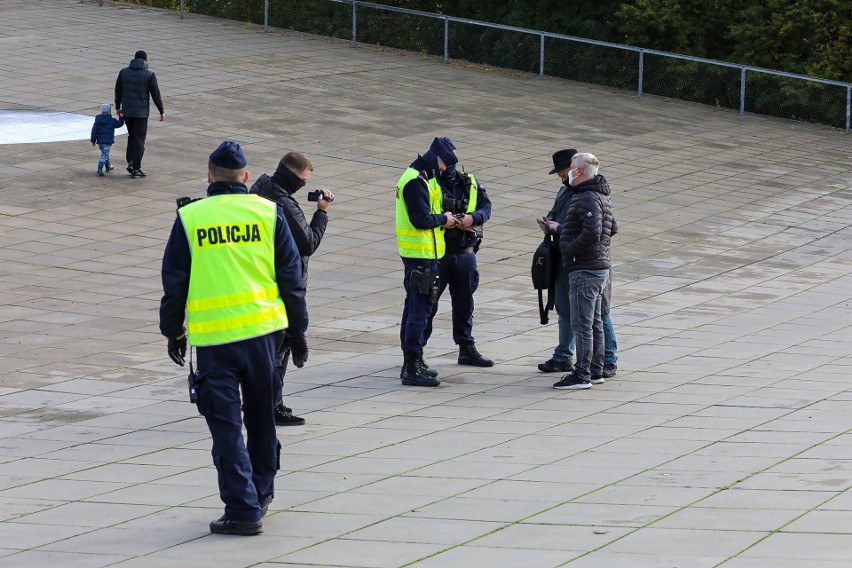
[567,168,576,185]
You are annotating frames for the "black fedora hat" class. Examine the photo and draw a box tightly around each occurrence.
[549,148,577,175]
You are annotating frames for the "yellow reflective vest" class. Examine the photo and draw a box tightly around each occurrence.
[178,194,288,346]
[395,168,445,259]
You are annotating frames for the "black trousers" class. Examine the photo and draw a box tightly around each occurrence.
[195,334,281,522]
[123,116,148,169]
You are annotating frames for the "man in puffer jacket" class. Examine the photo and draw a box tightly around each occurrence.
[90,104,124,176]
[554,152,617,390]
[114,50,165,178]
[251,152,334,426]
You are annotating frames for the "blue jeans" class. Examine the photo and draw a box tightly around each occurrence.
[569,269,608,381]
[97,143,112,169]
[552,263,575,362]
[603,313,617,365]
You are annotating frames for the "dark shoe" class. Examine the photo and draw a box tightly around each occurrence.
[274,402,305,426]
[553,373,591,390]
[126,162,134,174]
[417,355,438,378]
[401,355,440,387]
[538,358,573,373]
[106,162,115,171]
[97,169,104,176]
[130,170,142,179]
[209,515,262,536]
[259,495,273,517]
[458,343,493,367]
[603,364,617,378]
[590,375,605,385]
[133,168,146,177]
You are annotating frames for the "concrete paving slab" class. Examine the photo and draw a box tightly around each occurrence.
[0,0,851,566]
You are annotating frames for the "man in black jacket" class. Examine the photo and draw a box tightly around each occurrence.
[115,50,165,178]
[251,152,334,425]
[554,152,617,390]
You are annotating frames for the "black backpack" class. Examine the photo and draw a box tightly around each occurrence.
[531,234,558,324]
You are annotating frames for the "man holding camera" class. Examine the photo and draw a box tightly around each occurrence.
[251,151,334,425]
[160,140,308,535]
[396,137,461,387]
[423,144,493,367]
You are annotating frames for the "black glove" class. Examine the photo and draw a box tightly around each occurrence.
[168,331,187,366]
[287,331,308,368]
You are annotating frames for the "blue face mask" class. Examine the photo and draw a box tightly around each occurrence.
[441,165,457,179]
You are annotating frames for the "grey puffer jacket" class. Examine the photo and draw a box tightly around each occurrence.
[559,174,618,272]
[250,173,328,281]
[115,58,164,118]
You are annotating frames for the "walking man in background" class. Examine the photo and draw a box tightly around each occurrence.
[115,50,165,178]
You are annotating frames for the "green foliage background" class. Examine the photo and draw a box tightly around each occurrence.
[125,0,851,128]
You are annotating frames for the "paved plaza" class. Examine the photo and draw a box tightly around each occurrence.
[1,1,852,566]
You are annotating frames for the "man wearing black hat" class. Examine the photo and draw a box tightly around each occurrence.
[115,50,165,178]
[395,137,462,387]
[160,140,308,535]
[537,149,578,374]
[423,140,494,368]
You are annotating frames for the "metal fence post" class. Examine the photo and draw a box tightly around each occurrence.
[264,0,268,32]
[180,0,184,19]
[444,18,449,63]
[638,49,644,97]
[352,2,357,47]
[740,67,746,115]
[847,86,851,132]
[539,35,544,79]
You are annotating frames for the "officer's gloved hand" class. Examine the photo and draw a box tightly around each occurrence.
[287,331,308,368]
[168,330,187,366]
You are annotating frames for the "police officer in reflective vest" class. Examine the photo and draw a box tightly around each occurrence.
[160,140,308,536]
[396,137,461,387]
[423,145,493,367]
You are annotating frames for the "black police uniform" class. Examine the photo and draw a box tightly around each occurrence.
[423,166,492,348]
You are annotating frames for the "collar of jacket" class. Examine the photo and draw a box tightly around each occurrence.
[272,165,305,195]
[570,174,609,195]
[207,181,248,196]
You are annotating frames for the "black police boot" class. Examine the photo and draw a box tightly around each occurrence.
[458,343,493,367]
[401,353,440,387]
[209,514,263,536]
[416,355,438,378]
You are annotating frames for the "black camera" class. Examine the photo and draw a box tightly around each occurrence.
[307,190,333,202]
[176,196,200,210]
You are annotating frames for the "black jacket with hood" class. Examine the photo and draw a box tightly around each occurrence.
[115,58,164,118]
[559,174,618,272]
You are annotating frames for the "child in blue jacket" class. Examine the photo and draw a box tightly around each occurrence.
[90,104,124,176]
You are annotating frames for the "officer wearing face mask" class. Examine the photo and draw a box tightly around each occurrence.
[396,137,462,387]
[422,140,494,368]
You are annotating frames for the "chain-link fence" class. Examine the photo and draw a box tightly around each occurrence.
[117,0,852,132]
